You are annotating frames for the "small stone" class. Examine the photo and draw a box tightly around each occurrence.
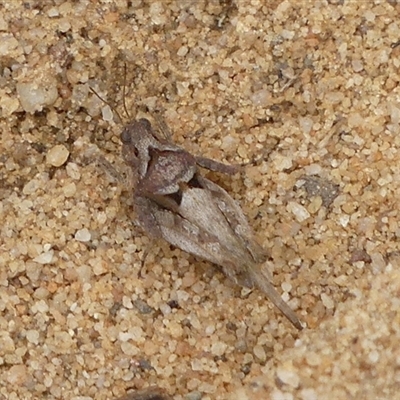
[352,59,364,72]
[2,334,15,352]
[253,344,266,362]
[70,397,93,400]
[176,290,190,302]
[149,2,167,25]
[271,390,290,400]
[305,352,321,366]
[299,116,314,134]
[159,303,172,315]
[308,196,322,214]
[143,340,158,356]
[338,214,350,228]
[273,154,293,171]
[46,144,69,167]
[368,350,379,363]
[75,228,91,242]
[101,105,113,121]
[33,287,49,299]
[167,320,183,338]
[26,329,40,344]
[66,162,81,180]
[287,202,310,222]
[0,33,19,56]
[304,164,322,175]
[176,81,190,96]
[300,388,318,400]
[158,60,169,73]
[205,324,215,335]
[321,293,334,309]
[23,178,41,195]
[119,332,133,342]
[325,91,345,104]
[92,259,108,276]
[301,176,339,207]
[370,252,386,273]
[6,365,29,385]
[185,391,203,400]
[17,79,58,113]
[221,135,239,151]
[177,45,189,57]
[47,7,59,17]
[133,299,154,314]
[0,15,9,31]
[63,182,76,197]
[198,382,216,394]
[333,275,348,286]
[281,282,292,292]
[58,19,71,33]
[33,250,54,264]
[96,212,107,225]
[348,112,364,127]
[34,299,49,313]
[250,89,272,107]
[76,265,92,283]
[276,365,300,388]
[211,341,228,357]
[0,93,20,116]
[192,281,205,294]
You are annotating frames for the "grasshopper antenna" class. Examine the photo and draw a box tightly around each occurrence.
[122,62,131,120]
[90,63,132,123]
[89,86,125,124]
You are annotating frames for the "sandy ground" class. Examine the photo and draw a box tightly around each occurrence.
[1,1,400,399]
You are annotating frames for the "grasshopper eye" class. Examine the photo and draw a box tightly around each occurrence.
[120,129,131,144]
[138,118,151,130]
[121,129,139,157]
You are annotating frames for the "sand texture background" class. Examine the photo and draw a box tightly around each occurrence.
[1,1,400,399]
